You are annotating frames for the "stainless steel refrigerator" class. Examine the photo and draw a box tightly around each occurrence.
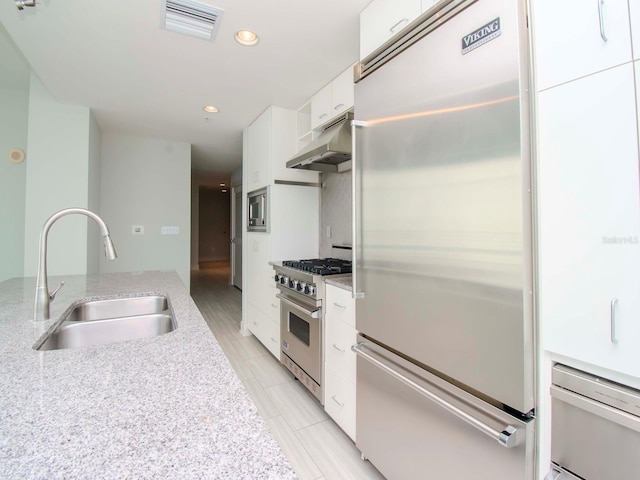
[351,0,535,478]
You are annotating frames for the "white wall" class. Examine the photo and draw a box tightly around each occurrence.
[0,84,29,282]
[23,73,93,278]
[86,113,102,274]
[99,134,191,288]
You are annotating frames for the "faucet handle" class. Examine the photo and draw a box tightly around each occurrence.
[49,281,65,302]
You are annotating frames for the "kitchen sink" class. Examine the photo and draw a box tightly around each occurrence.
[34,294,176,351]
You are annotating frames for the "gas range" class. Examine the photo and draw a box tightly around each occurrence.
[272,258,352,403]
[272,258,352,302]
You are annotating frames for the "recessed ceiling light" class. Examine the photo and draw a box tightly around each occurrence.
[235,29,259,46]
[203,105,219,113]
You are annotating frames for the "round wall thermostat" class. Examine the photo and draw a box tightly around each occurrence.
[8,148,25,164]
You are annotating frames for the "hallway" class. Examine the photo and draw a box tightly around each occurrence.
[190,261,384,480]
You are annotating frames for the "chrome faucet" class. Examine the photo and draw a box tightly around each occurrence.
[34,208,117,321]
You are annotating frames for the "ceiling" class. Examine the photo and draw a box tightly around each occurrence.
[0,0,370,175]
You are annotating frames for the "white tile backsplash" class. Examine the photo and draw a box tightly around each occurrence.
[319,171,352,260]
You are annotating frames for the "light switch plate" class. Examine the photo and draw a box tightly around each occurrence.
[161,226,179,235]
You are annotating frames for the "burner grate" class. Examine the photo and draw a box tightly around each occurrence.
[282,258,352,275]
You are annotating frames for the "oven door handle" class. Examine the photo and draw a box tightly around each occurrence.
[276,294,320,319]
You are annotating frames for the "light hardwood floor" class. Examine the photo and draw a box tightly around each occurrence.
[191,261,385,480]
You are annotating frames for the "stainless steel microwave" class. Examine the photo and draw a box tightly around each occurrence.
[247,187,268,232]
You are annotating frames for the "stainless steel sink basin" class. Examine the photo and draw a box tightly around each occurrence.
[34,294,176,351]
[64,295,170,321]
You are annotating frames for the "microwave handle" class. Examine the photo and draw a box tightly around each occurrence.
[260,194,266,224]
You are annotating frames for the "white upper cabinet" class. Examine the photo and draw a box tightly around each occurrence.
[246,109,272,192]
[245,106,318,191]
[310,83,333,131]
[330,67,355,120]
[359,0,422,59]
[538,63,640,376]
[631,0,640,60]
[532,0,632,90]
[310,66,355,131]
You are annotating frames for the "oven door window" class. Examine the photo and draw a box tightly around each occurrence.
[289,312,310,346]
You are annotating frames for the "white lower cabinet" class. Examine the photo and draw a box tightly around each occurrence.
[538,63,640,376]
[324,284,356,440]
[325,364,356,441]
[246,301,280,359]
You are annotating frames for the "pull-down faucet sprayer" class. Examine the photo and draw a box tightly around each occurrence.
[34,208,117,321]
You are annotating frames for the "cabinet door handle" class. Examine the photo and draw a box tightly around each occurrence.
[610,298,618,344]
[271,303,278,308]
[332,343,345,353]
[331,395,344,407]
[333,302,346,309]
[597,0,608,42]
[319,113,328,120]
[334,103,345,111]
[389,18,409,34]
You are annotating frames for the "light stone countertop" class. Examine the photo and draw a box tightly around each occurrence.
[0,271,297,480]
[324,275,353,292]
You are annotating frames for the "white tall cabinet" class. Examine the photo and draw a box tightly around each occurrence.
[533,1,640,477]
[534,0,640,379]
[242,106,320,358]
[538,65,640,376]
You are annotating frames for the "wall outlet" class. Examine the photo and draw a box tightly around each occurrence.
[132,225,144,235]
[161,226,179,235]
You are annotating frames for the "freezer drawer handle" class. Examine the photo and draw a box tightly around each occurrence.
[352,343,523,448]
[276,294,320,319]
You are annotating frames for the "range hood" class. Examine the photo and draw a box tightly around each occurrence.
[286,113,353,173]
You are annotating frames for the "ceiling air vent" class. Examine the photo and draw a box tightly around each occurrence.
[164,0,224,41]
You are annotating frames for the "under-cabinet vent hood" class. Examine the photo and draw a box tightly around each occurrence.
[287,113,353,173]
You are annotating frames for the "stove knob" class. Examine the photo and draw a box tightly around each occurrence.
[306,284,316,295]
[281,276,289,285]
[274,274,281,283]
[290,279,298,289]
[297,282,305,292]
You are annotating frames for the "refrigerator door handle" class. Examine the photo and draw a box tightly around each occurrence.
[352,342,523,448]
[351,120,367,300]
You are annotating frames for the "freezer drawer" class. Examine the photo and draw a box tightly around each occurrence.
[549,364,640,480]
[353,337,535,480]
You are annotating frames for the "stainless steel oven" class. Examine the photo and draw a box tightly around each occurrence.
[272,258,352,404]
[278,290,322,401]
